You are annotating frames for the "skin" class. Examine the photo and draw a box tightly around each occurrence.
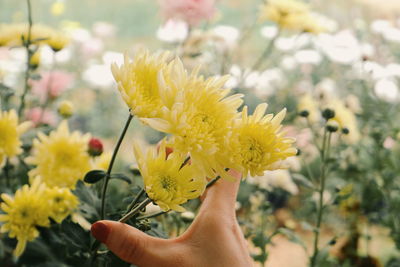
[91,169,253,267]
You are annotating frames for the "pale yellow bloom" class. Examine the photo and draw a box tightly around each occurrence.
[0,179,50,257]
[328,100,360,143]
[0,109,31,165]
[133,141,206,212]
[297,93,320,123]
[111,49,172,118]
[228,104,297,177]
[50,1,65,16]
[142,59,243,180]
[259,0,324,34]
[44,186,79,223]
[26,121,91,188]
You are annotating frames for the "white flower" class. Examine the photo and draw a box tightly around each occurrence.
[370,19,392,34]
[93,22,116,39]
[260,25,278,39]
[211,25,240,50]
[382,27,400,43]
[156,19,189,43]
[225,65,242,88]
[83,64,114,88]
[280,56,298,70]
[315,30,362,64]
[275,34,311,52]
[251,169,299,195]
[374,78,399,103]
[294,49,322,65]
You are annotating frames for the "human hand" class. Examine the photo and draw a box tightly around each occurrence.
[91,169,253,267]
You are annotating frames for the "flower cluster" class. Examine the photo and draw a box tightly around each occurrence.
[297,93,360,143]
[0,179,78,257]
[112,49,297,211]
[0,23,69,52]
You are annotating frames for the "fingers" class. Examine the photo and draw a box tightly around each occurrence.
[91,220,173,266]
[199,169,242,218]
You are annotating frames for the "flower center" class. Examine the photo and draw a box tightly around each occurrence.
[240,136,264,166]
[160,175,177,192]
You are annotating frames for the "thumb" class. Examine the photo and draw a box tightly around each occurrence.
[91,220,172,266]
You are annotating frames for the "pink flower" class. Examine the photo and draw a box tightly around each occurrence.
[31,71,73,103]
[26,108,57,126]
[158,0,216,26]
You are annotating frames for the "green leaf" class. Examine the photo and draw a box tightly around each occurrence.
[84,170,107,184]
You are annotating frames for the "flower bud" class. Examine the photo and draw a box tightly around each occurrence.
[326,120,339,132]
[322,108,335,120]
[88,138,104,157]
[298,110,309,118]
[58,100,74,118]
[29,51,40,69]
[342,127,350,135]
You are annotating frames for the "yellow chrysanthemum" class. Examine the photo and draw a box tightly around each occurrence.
[327,100,360,143]
[0,109,31,165]
[44,186,79,223]
[26,121,91,188]
[259,0,324,34]
[228,104,297,177]
[111,49,172,118]
[142,60,243,179]
[297,93,320,123]
[0,179,50,257]
[133,142,206,212]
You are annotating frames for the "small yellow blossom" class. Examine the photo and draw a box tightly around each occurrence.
[29,51,41,69]
[228,104,297,177]
[0,179,50,257]
[259,0,324,34]
[133,141,206,212]
[44,186,79,223]
[58,100,74,118]
[26,121,92,188]
[0,109,31,165]
[111,49,172,118]
[50,1,65,16]
[297,93,320,123]
[326,100,360,143]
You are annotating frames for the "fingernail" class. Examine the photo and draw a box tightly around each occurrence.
[91,221,110,243]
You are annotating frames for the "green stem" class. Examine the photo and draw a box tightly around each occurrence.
[310,129,332,267]
[125,188,145,214]
[18,0,33,118]
[100,113,133,220]
[119,198,152,223]
[251,28,280,71]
